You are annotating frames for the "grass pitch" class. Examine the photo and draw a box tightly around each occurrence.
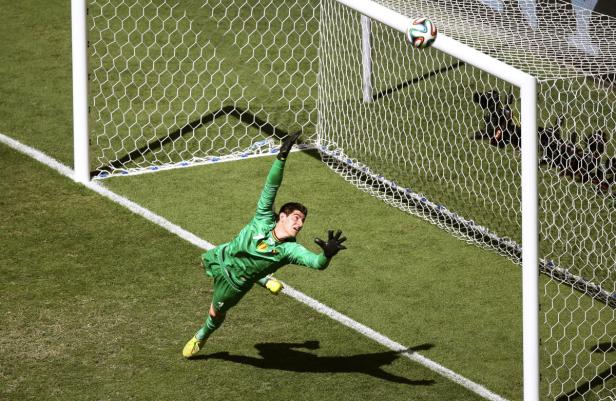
[2,142,488,401]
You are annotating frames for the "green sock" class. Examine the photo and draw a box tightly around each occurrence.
[195,314,225,341]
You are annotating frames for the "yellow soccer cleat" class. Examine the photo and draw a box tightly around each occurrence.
[182,336,205,359]
[265,278,283,295]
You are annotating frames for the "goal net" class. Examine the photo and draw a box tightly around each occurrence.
[85,0,615,399]
[317,1,615,400]
[88,0,319,177]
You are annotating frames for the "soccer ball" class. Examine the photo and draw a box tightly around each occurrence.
[406,17,437,49]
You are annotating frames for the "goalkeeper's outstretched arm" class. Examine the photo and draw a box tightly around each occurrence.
[259,230,347,295]
[254,133,301,221]
[288,229,348,270]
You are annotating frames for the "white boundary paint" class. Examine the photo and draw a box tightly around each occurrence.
[0,132,509,401]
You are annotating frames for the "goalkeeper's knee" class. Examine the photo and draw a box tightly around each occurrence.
[265,278,284,295]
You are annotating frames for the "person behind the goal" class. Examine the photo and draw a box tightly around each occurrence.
[182,133,347,358]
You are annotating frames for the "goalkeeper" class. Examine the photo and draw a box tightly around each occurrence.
[183,133,347,358]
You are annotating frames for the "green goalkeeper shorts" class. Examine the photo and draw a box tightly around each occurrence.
[202,250,252,314]
[209,271,248,314]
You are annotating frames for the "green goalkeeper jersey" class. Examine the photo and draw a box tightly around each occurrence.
[202,159,329,290]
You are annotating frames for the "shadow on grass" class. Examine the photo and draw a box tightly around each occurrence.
[194,340,436,386]
[555,342,616,401]
[371,61,466,101]
[91,105,322,177]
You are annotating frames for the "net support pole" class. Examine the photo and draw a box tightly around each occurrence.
[361,15,373,103]
[332,1,540,400]
[71,0,90,183]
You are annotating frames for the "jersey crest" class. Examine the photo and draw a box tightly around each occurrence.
[257,239,278,254]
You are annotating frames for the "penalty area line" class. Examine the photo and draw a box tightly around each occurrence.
[0,132,508,401]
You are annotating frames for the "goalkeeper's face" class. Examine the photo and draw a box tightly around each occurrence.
[276,209,306,239]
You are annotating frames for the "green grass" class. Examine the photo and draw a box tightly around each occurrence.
[1,1,615,400]
[102,149,616,401]
[102,151,526,395]
[0,1,73,165]
[1,146,486,401]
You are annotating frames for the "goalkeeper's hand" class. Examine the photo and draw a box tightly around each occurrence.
[315,230,347,258]
[277,132,301,161]
[265,278,284,295]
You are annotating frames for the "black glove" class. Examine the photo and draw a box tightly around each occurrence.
[277,132,301,161]
[315,230,347,258]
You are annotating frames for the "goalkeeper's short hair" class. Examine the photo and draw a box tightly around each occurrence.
[277,202,308,221]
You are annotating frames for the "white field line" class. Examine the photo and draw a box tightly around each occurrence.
[0,132,509,401]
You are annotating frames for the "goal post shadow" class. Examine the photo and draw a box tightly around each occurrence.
[370,60,466,102]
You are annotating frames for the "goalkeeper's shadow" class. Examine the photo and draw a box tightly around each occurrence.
[198,340,436,386]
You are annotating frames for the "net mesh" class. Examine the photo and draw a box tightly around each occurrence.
[318,1,615,400]
[89,0,318,177]
[379,0,616,80]
[87,0,615,399]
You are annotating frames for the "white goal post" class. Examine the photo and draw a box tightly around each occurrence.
[72,0,90,184]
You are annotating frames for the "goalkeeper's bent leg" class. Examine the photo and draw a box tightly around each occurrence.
[196,311,226,340]
[183,273,247,358]
[183,309,226,358]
